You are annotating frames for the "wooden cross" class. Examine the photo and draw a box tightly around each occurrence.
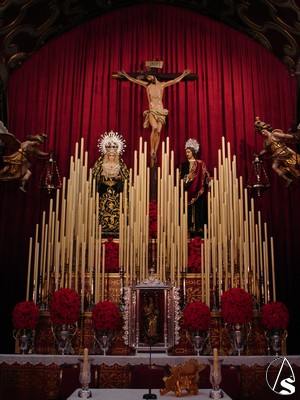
[112,60,197,198]
[112,60,197,155]
[112,60,198,82]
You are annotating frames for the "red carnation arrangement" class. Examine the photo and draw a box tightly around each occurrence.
[221,288,253,324]
[92,301,121,334]
[149,199,157,238]
[183,301,211,333]
[188,237,203,273]
[12,301,40,330]
[103,238,119,272]
[50,288,81,325]
[260,301,289,332]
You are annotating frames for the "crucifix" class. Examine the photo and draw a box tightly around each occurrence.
[112,60,197,166]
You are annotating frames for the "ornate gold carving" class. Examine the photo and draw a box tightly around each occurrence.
[0,1,299,78]
[160,358,206,397]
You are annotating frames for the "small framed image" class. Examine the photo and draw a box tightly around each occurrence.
[123,280,180,353]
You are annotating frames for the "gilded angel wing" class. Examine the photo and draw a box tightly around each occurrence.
[0,121,21,147]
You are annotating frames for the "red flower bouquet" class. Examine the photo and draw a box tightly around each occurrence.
[12,301,40,330]
[260,301,289,332]
[183,301,211,333]
[188,237,203,273]
[149,199,157,238]
[50,288,81,325]
[103,238,119,272]
[220,288,253,324]
[92,301,121,333]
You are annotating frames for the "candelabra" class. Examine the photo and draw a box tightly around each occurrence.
[39,153,62,193]
[246,155,270,196]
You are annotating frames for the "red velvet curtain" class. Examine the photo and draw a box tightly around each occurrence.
[1,4,299,353]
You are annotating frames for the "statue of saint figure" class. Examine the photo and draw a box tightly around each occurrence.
[180,138,210,236]
[254,116,300,187]
[0,121,49,193]
[92,130,129,235]
[117,68,190,163]
[142,295,160,344]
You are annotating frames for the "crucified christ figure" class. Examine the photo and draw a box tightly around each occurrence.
[117,69,190,161]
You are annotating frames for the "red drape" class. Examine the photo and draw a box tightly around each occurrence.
[1,4,299,353]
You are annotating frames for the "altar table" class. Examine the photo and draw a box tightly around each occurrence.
[67,388,233,400]
[1,355,299,400]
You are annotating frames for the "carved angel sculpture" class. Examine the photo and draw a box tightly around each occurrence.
[0,121,49,192]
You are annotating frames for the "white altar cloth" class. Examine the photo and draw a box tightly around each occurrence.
[1,354,300,367]
[67,388,232,400]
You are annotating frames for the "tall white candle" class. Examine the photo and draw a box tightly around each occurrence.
[40,211,46,281]
[101,243,105,301]
[83,347,88,372]
[81,242,86,313]
[213,347,218,371]
[33,243,39,303]
[26,238,33,301]
[270,237,276,301]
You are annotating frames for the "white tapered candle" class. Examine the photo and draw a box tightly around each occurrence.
[26,238,33,302]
